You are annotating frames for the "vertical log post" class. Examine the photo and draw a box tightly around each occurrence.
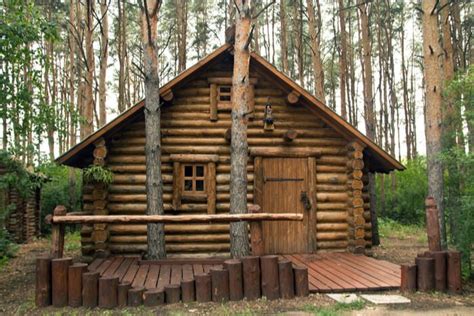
[242,256,261,300]
[50,205,67,258]
[51,257,72,307]
[447,251,462,294]
[429,251,447,291]
[144,289,165,306]
[224,259,243,301]
[117,282,131,307]
[400,264,417,292]
[260,255,280,300]
[210,268,230,302]
[82,271,99,308]
[294,266,309,296]
[415,257,435,291]
[249,205,264,256]
[425,197,441,252]
[98,276,118,308]
[181,279,195,302]
[35,256,52,307]
[347,142,366,254]
[165,284,181,303]
[278,259,295,299]
[68,263,88,307]
[195,273,211,302]
[128,287,145,306]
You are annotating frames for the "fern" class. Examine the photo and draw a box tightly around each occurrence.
[83,165,113,185]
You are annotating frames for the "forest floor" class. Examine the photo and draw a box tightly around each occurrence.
[0,223,473,315]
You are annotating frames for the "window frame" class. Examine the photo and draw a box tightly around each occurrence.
[182,163,207,196]
[217,85,232,103]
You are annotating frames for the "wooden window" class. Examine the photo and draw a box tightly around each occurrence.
[218,85,232,103]
[182,164,206,195]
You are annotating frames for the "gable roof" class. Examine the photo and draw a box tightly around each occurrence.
[57,43,404,173]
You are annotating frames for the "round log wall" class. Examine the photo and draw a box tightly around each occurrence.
[80,64,372,258]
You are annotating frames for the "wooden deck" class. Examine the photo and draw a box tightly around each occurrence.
[87,253,400,293]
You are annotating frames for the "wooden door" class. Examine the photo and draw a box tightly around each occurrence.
[260,158,312,254]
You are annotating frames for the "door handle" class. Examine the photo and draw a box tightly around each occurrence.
[300,191,312,211]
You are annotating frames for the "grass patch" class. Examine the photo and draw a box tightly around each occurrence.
[303,300,366,315]
[64,230,82,252]
[379,218,427,243]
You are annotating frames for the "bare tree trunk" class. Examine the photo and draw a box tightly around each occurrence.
[141,0,165,259]
[279,0,289,74]
[82,0,95,138]
[98,0,109,127]
[68,0,77,148]
[176,0,187,73]
[306,0,325,101]
[118,0,127,112]
[292,0,304,86]
[338,0,347,119]
[358,0,378,246]
[400,3,411,160]
[422,0,446,249]
[230,0,251,258]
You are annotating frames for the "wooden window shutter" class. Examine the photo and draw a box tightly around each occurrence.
[248,84,255,119]
[206,162,216,214]
[172,161,182,210]
[210,83,218,121]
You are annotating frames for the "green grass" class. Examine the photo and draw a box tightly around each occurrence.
[379,218,427,243]
[303,300,366,315]
[64,230,82,252]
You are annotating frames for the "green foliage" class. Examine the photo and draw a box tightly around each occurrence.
[83,165,113,185]
[64,231,82,252]
[0,227,18,267]
[37,163,82,234]
[303,300,366,315]
[442,67,474,279]
[376,157,428,225]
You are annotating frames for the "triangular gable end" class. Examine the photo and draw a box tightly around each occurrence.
[56,43,404,173]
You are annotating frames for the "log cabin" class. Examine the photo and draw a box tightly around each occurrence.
[57,44,404,260]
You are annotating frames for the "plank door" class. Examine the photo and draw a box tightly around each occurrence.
[260,158,311,254]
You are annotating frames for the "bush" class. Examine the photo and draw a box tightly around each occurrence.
[37,163,82,234]
[376,157,428,225]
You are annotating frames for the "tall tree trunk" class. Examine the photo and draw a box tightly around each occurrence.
[141,0,165,259]
[400,3,411,160]
[279,0,289,74]
[421,0,446,249]
[338,0,347,119]
[98,0,109,127]
[82,0,95,138]
[176,0,187,72]
[118,0,127,112]
[358,0,379,246]
[230,0,251,258]
[68,0,77,148]
[306,0,325,101]
[292,0,304,86]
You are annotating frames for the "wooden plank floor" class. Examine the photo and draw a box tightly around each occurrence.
[282,253,401,293]
[88,256,224,291]
[88,253,400,293]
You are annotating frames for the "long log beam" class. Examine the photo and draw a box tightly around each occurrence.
[51,213,303,224]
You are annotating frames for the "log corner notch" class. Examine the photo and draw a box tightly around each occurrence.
[91,138,110,258]
[161,89,174,103]
[346,141,366,254]
[286,90,300,105]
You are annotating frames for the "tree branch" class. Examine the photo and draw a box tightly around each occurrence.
[252,0,275,20]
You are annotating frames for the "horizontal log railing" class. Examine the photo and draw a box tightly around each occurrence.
[46,204,302,258]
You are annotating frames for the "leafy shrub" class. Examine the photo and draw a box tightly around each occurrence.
[376,157,428,225]
[37,163,82,234]
[83,165,113,185]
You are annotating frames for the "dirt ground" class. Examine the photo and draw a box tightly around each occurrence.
[0,233,473,315]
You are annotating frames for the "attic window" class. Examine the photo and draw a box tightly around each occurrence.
[218,85,232,102]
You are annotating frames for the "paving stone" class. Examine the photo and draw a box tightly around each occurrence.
[360,294,411,305]
[326,293,360,304]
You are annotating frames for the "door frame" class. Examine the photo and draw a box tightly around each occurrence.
[253,155,318,253]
